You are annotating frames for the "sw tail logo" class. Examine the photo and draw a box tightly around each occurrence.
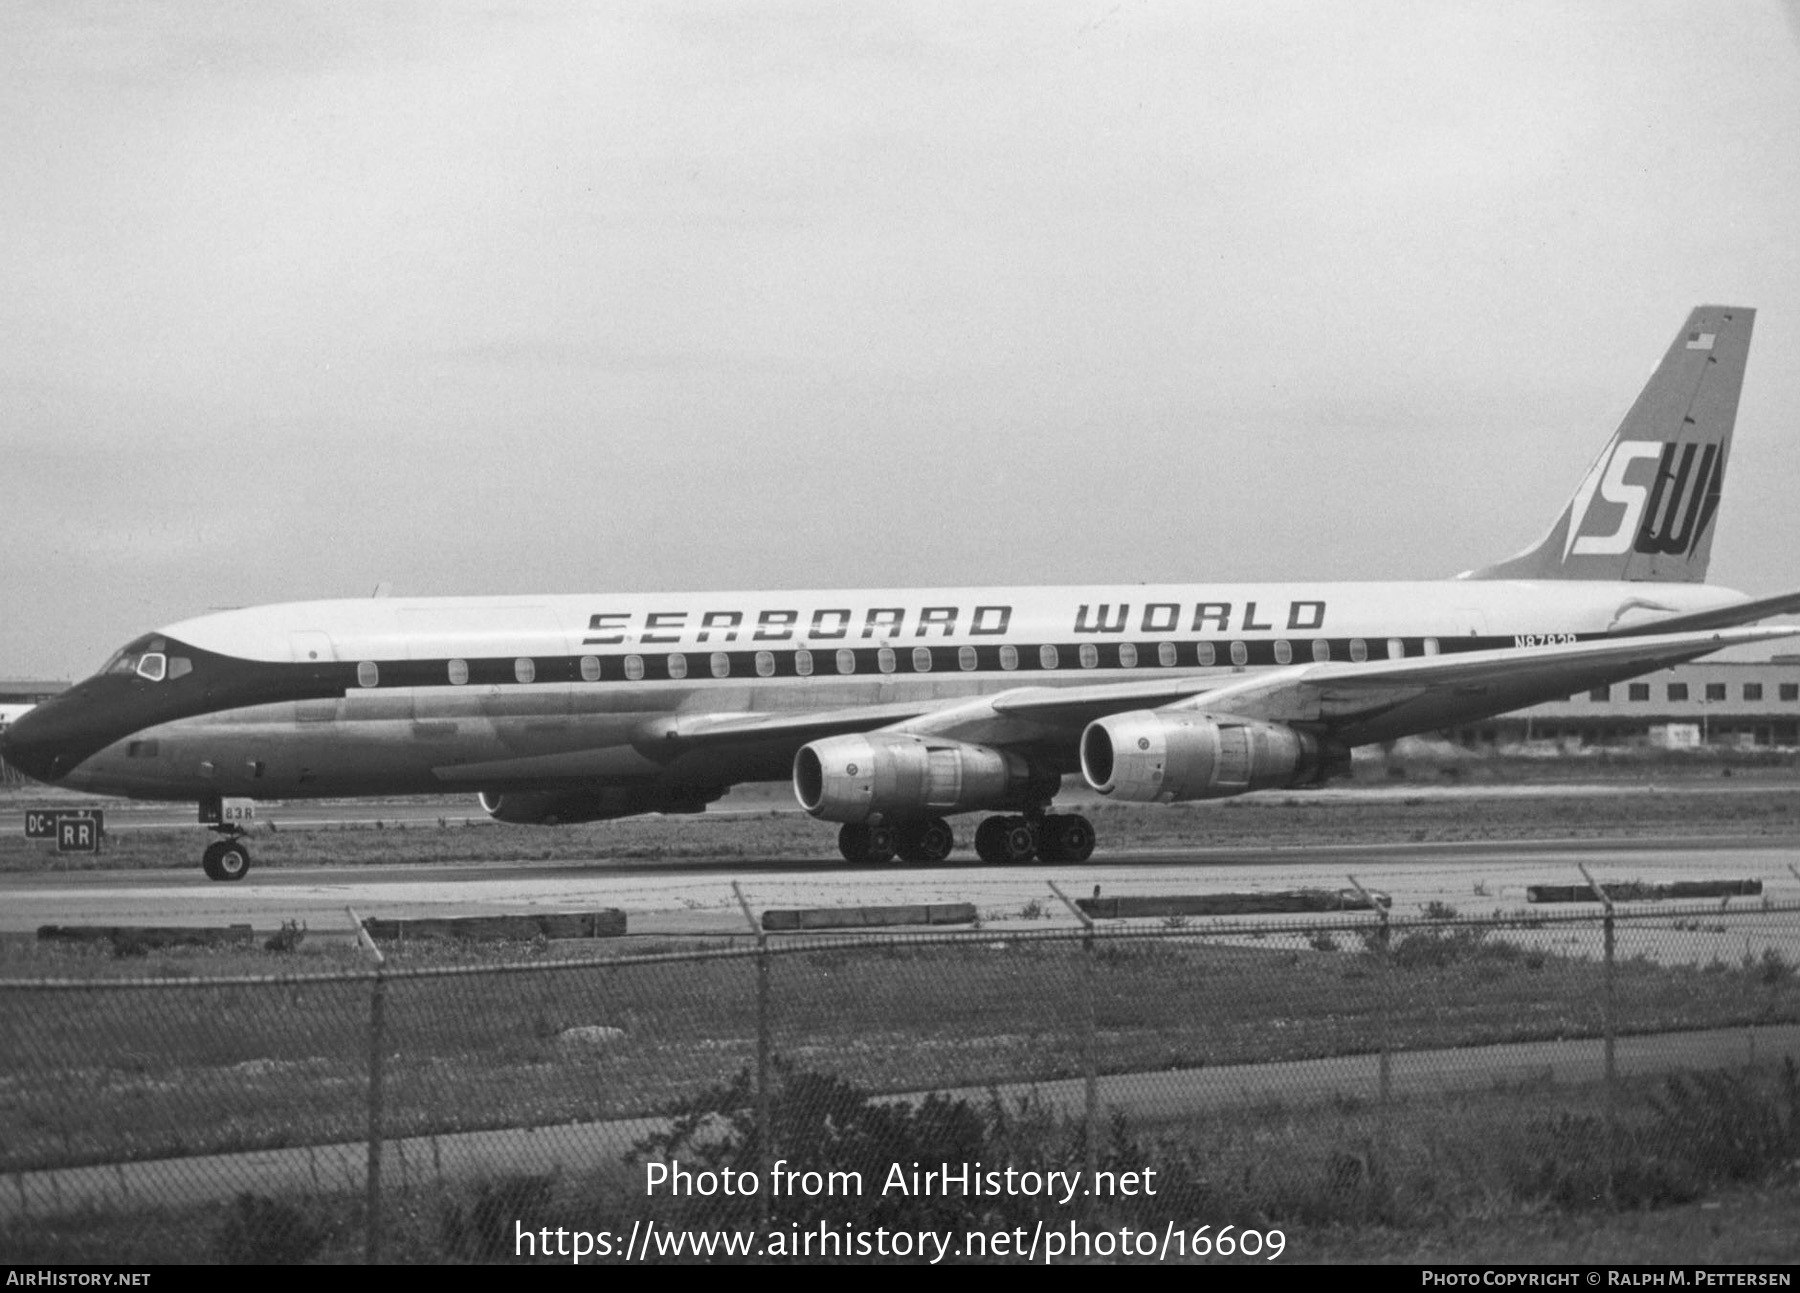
[1564,439,1723,562]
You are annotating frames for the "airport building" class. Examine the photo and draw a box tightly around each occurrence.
[1443,658,1800,750]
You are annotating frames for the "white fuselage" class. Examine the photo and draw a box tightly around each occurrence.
[48,578,1745,803]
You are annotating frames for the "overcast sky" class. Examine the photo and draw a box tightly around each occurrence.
[5,2,1800,678]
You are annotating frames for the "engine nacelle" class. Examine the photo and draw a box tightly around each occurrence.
[478,785,719,825]
[793,734,1056,824]
[1080,711,1342,803]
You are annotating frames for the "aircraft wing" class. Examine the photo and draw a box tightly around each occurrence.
[979,625,1800,745]
[1604,588,1800,637]
[644,625,1800,757]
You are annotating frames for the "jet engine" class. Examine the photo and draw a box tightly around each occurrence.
[1080,710,1344,803]
[478,785,720,825]
[793,733,1057,824]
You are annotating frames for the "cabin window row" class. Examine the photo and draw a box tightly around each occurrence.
[349,636,1452,688]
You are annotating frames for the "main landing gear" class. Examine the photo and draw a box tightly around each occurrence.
[838,810,1096,865]
[973,812,1096,865]
[838,818,956,865]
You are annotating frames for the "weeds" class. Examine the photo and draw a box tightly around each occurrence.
[441,1174,557,1261]
[213,1193,328,1264]
[264,921,306,953]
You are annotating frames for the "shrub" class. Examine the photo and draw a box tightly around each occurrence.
[213,1193,328,1264]
[441,1174,557,1262]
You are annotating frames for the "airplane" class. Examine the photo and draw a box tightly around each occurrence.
[6,305,1799,882]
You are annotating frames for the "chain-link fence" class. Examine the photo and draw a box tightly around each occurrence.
[3,898,1798,1263]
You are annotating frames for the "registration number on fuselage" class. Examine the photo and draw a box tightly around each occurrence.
[1513,633,1578,647]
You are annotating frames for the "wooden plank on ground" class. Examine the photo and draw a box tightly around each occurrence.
[37,925,255,949]
[361,911,627,941]
[1526,879,1762,904]
[1079,889,1387,919]
[761,903,978,932]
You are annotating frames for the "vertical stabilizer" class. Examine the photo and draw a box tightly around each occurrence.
[1465,305,1754,582]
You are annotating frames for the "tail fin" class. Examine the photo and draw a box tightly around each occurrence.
[1463,305,1754,582]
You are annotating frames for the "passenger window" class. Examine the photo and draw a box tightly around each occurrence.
[448,658,470,685]
[667,653,688,680]
[1387,638,1405,659]
[755,651,775,677]
[1079,644,1099,669]
[514,658,536,684]
[580,655,602,682]
[1118,643,1138,668]
[836,648,856,675]
[710,652,731,678]
[1350,638,1368,663]
[1273,641,1292,665]
[912,646,932,672]
[1312,640,1331,663]
[1423,638,1440,656]
[136,653,167,682]
[1039,645,1059,670]
[1000,645,1019,671]
[357,661,379,688]
[1229,641,1247,666]
[958,646,978,671]
[625,655,645,681]
[795,649,813,677]
[878,648,896,674]
[1190,642,1208,667]
[168,657,193,679]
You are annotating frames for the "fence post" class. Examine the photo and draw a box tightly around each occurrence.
[732,883,771,1228]
[1047,881,1098,1205]
[1578,865,1616,1204]
[1346,875,1390,1112]
[350,908,387,1263]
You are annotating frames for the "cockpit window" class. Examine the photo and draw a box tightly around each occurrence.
[101,636,177,681]
[168,657,192,679]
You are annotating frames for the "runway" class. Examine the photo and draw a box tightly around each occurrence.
[4,836,1799,941]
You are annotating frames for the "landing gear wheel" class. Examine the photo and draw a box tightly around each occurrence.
[202,839,251,883]
[997,815,1038,865]
[1038,814,1096,864]
[895,817,955,864]
[974,816,1011,864]
[838,823,896,865]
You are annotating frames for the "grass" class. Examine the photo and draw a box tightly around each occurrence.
[3,921,1796,1176]
[4,1060,1796,1263]
[7,772,1800,876]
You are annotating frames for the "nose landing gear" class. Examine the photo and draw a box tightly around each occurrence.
[197,795,254,882]
[202,836,251,882]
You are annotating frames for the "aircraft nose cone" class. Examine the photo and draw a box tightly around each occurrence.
[0,708,72,783]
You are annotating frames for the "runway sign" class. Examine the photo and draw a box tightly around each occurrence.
[24,809,105,845]
[56,816,102,853]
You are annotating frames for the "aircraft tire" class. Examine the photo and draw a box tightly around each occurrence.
[973,816,1011,864]
[998,816,1037,865]
[895,817,955,864]
[1042,813,1095,864]
[203,839,251,883]
[838,823,896,865]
